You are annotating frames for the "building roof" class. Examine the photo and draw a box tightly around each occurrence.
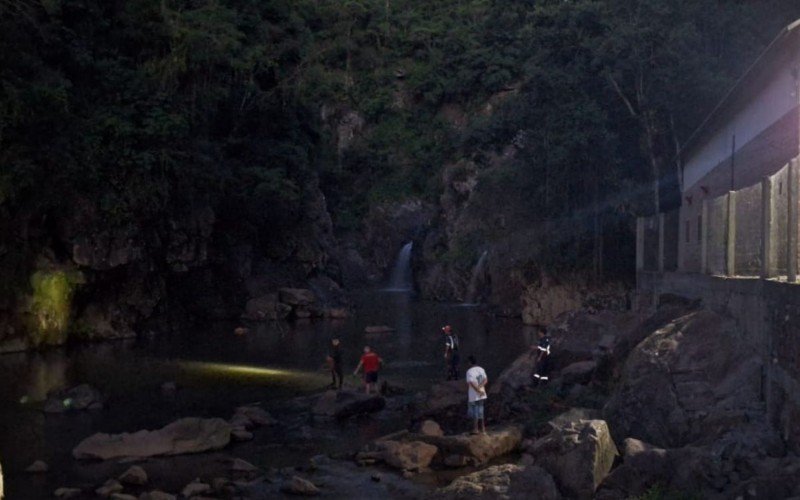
[679,19,800,162]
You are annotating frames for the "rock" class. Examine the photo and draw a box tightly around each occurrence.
[110,494,137,500]
[419,380,464,417]
[412,426,522,464]
[233,326,249,336]
[181,479,211,497]
[26,460,49,473]
[278,288,316,306]
[231,428,253,441]
[44,384,104,413]
[73,417,232,460]
[312,389,385,419]
[436,464,560,500]
[380,440,438,471]
[118,465,147,485]
[243,295,291,321]
[443,454,470,468]
[491,353,536,397]
[603,310,763,448]
[309,455,331,469]
[325,307,349,319]
[530,418,618,499]
[231,458,260,474]
[0,337,28,354]
[280,476,320,496]
[138,491,176,500]
[364,325,394,334]
[95,479,123,497]
[559,361,597,385]
[521,282,583,326]
[419,420,444,437]
[160,382,176,395]
[53,487,82,499]
[229,413,252,429]
[234,406,275,426]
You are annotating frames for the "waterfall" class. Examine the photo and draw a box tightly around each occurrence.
[386,242,413,291]
[464,250,489,304]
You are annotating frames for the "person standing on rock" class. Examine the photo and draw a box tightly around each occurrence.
[465,355,488,434]
[353,345,383,395]
[327,337,343,390]
[443,325,460,380]
[530,327,551,383]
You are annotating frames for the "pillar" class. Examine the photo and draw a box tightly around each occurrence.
[761,176,774,279]
[657,213,665,273]
[789,159,798,283]
[636,217,644,272]
[701,199,709,274]
[726,191,736,277]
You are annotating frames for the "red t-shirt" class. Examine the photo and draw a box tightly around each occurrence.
[361,352,380,372]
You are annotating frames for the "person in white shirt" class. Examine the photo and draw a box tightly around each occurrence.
[465,355,488,434]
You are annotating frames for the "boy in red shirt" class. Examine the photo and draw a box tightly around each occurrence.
[353,345,383,395]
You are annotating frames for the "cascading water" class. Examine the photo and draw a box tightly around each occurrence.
[464,250,489,304]
[386,242,413,291]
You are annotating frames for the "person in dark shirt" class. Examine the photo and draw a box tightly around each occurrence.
[530,327,551,384]
[442,325,460,380]
[327,338,343,390]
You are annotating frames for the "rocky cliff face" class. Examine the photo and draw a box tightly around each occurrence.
[0,173,341,352]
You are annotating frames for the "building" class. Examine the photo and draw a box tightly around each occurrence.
[635,19,800,453]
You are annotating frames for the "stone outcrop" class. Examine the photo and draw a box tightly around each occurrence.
[44,384,104,413]
[380,440,438,471]
[436,464,560,500]
[118,465,148,486]
[603,309,764,448]
[72,417,232,460]
[280,475,320,496]
[528,417,618,500]
[413,426,523,465]
[312,390,385,420]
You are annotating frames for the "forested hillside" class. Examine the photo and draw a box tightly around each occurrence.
[2,0,799,346]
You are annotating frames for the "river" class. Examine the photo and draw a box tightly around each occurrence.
[0,289,535,498]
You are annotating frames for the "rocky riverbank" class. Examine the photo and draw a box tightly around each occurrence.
[9,294,799,499]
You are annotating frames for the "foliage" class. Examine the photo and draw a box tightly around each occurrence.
[2,0,800,293]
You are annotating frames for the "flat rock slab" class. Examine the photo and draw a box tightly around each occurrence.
[436,464,560,500]
[73,417,232,460]
[364,325,395,334]
[411,426,522,464]
[312,390,385,419]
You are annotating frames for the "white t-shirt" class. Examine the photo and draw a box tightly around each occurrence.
[466,366,488,403]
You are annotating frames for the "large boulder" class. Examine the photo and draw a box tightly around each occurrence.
[413,426,522,465]
[243,294,291,321]
[436,464,560,500]
[312,390,385,419]
[603,310,763,448]
[278,288,316,306]
[529,418,618,500]
[418,380,464,417]
[280,476,320,496]
[380,440,438,471]
[72,417,232,460]
[44,384,104,413]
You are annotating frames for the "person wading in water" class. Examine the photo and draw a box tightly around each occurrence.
[443,325,460,380]
[353,345,383,395]
[326,337,343,390]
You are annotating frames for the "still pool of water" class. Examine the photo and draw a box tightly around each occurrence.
[0,290,536,497]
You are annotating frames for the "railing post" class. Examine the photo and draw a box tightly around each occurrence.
[636,217,644,272]
[726,191,736,277]
[761,176,774,279]
[701,199,709,274]
[658,213,665,273]
[789,159,798,283]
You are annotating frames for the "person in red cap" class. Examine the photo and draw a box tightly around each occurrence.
[443,325,460,380]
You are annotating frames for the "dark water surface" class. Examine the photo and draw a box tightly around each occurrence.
[0,290,534,498]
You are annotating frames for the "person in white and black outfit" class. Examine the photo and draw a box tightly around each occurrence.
[442,325,460,380]
[530,327,551,383]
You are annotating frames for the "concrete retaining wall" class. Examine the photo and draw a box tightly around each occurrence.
[637,271,800,451]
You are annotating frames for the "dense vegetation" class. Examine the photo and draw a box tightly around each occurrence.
[2,0,800,298]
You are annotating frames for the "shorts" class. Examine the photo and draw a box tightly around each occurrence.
[467,399,485,419]
[365,371,378,383]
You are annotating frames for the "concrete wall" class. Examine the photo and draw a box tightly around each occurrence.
[637,271,800,451]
